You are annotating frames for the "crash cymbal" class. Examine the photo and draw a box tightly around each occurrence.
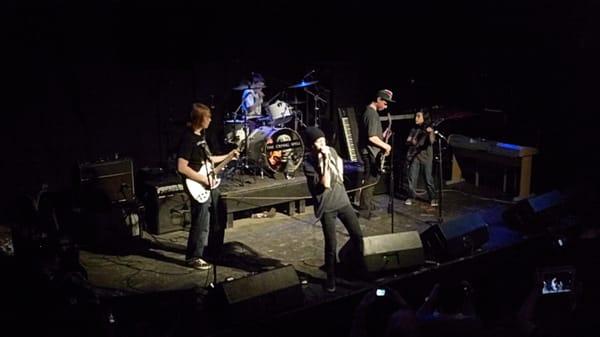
[288,80,318,89]
[232,84,267,91]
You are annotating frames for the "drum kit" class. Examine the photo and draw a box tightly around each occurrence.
[224,77,321,178]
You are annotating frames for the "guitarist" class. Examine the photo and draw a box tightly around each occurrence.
[357,89,395,220]
[177,103,239,270]
[404,108,437,207]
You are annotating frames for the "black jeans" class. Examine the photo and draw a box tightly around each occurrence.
[320,204,364,280]
[359,152,380,211]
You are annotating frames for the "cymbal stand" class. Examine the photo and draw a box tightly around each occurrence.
[303,87,327,127]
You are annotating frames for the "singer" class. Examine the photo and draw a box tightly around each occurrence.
[404,108,438,207]
[302,127,364,293]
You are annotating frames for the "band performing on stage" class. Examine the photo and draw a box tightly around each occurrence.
[173,70,449,291]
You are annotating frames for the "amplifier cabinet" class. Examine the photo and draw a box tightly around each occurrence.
[78,158,135,203]
[140,180,190,235]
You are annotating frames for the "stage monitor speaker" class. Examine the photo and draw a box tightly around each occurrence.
[421,212,489,259]
[78,158,135,203]
[503,190,564,232]
[340,231,424,273]
[211,265,303,320]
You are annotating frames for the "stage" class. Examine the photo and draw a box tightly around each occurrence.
[2,177,592,337]
[67,181,544,336]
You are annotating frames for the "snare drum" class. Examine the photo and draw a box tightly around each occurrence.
[246,126,304,173]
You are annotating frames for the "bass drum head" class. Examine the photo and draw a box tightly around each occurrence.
[247,126,304,174]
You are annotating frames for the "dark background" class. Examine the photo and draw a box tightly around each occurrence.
[4,0,598,215]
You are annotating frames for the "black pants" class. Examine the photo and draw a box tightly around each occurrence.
[359,152,380,211]
[320,204,364,281]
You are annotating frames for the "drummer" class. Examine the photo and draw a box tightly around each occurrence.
[241,72,266,120]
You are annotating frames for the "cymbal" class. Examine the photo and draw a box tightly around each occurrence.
[288,80,318,89]
[232,84,267,91]
[286,99,305,105]
[224,119,245,124]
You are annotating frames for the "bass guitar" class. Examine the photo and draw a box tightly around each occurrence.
[375,112,393,174]
[185,149,238,203]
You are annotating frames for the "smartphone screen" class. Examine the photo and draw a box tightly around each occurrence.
[541,269,574,294]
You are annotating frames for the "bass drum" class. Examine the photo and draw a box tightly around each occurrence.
[247,126,304,174]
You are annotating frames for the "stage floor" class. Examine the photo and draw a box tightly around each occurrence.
[2,181,552,337]
[79,182,524,297]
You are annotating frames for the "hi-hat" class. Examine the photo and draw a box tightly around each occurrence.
[288,80,318,89]
[287,99,305,105]
[232,84,267,91]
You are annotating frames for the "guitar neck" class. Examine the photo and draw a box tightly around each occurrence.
[213,152,236,173]
[383,113,393,143]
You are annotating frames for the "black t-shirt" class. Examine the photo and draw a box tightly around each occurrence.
[303,147,351,218]
[359,105,383,158]
[177,130,212,172]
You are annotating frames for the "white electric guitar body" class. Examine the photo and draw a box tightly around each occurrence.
[185,150,237,203]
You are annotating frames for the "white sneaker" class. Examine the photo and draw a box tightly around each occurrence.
[187,258,211,270]
[404,199,413,206]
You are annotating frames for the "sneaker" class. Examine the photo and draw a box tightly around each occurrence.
[430,200,439,207]
[187,258,211,270]
[404,199,413,206]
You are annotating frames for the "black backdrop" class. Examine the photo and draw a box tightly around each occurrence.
[4,0,598,215]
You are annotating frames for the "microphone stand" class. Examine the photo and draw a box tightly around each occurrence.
[388,133,395,233]
[434,130,449,224]
[233,100,250,186]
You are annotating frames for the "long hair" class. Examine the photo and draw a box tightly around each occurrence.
[418,107,432,128]
[188,103,211,131]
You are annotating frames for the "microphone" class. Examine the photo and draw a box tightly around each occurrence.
[303,69,316,79]
[434,130,448,142]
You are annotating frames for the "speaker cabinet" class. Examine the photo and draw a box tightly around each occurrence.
[503,190,564,232]
[340,231,424,273]
[421,212,489,259]
[211,265,303,320]
[78,159,135,203]
[148,192,190,235]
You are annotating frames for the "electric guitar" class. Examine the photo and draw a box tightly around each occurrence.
[375,112,393,174]
[185,149,238,203]
[405,118,445,164]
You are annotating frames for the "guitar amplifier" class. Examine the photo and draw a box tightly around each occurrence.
[140,176,190,235]
[78,158,135,203]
